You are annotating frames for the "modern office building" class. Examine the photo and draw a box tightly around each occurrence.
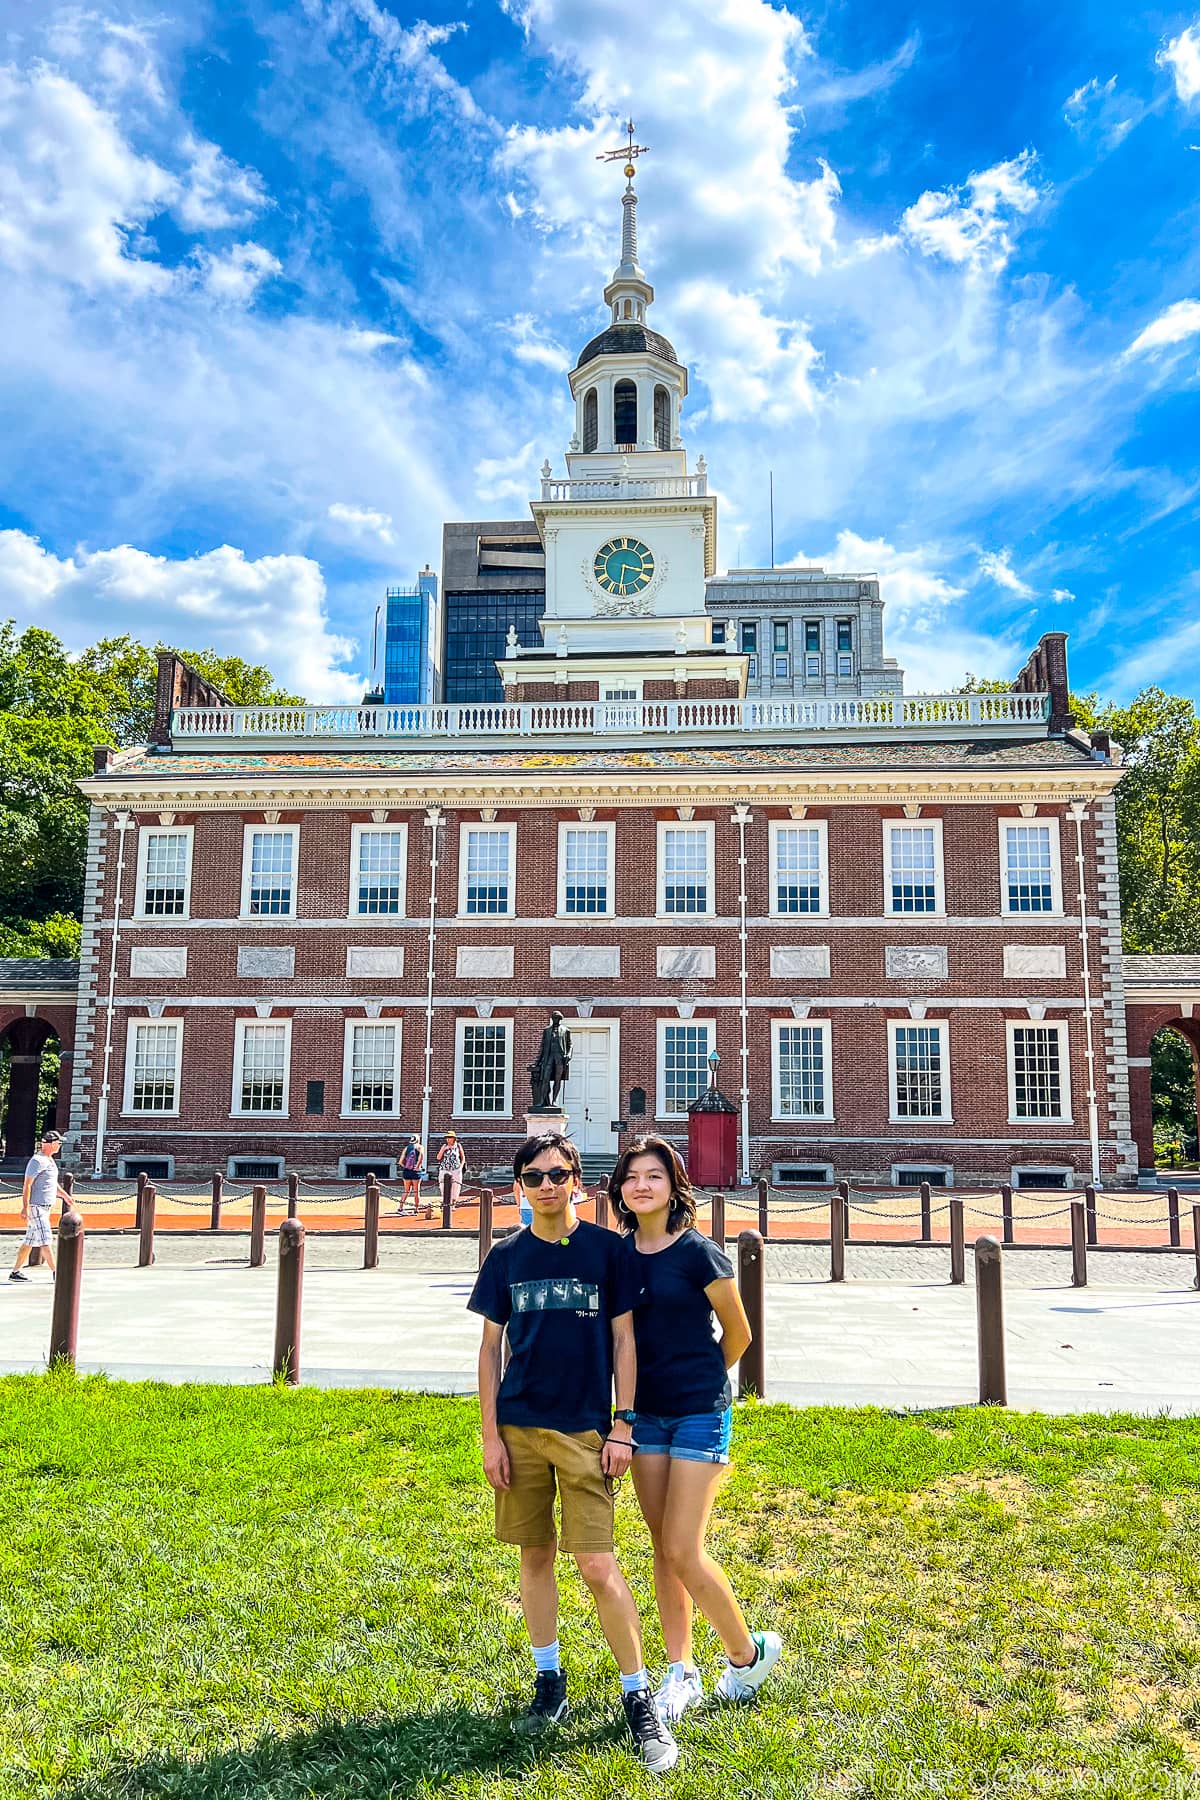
[381,567,438,706]
[705,568,903,699]
[440,521,545,705]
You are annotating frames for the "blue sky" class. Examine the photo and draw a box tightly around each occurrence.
[0,0,1197,702]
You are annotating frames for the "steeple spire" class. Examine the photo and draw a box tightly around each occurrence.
[597,120,653,328]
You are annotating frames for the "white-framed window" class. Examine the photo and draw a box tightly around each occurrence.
[769,820,828,917]
[883,820,945,917]
[228,1154,285,1180]
[349,824,408,918]
[836,620,853,679]
[240,825,299,919]
[773,1161,834,1185]
[803,620,821,681]
[458,823,515,917]
[657,821,714,917]
[232,1019,292,1116]
[837,654,853,679]
[339,1156,397,1180]
[1007,1021,1071,1122]
[771,1018,833,1120]
[341,1019,402,1116]
[892,1164,953,1188]
[999,819,1063,916]
[455,1018,513,1116]
[888,1020,951,1121]
[1011,1164,1072,1189]
[773,621,790,653]
[773,655,790,680]
[558,822,614,916]
[601,682,642,729]
[122,1018,183,1116]
[135,826,193,919]
[118,1154,174,1181]
[656,1018,715,1118]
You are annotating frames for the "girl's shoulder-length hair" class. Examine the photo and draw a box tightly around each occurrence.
[608,1134,697,1236]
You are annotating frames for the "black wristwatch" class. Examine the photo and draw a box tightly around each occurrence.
[613,1409,637,1426]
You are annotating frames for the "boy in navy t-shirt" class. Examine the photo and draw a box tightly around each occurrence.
[469,1131,678,1773]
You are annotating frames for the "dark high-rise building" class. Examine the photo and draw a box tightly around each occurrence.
[440,520,545,704]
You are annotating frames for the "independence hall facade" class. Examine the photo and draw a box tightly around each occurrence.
[63,175,1135,1191]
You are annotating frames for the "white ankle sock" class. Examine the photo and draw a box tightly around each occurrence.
[532,1639,560,1674]
[620,1667,649,1695]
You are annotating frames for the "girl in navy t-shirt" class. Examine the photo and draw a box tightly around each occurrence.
[610,1133,783,1722]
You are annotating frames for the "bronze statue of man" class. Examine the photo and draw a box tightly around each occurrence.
[529,1009,572,1109]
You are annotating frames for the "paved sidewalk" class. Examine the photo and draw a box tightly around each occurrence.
[2,1237,1197,1414]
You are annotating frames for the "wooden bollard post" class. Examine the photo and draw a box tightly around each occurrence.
[594,1185,610,1231]
[1193,1205,1200,1292]
[830,1184,846,1283]
[250,1184,267,1269]
[209,1171,223,1231]
[839,1176,852,1241]
[137,1183,157,1268]
[1000,1183,1014,1245]
[1070,1200,1088,1287]
[478,1187,494,1270]
[135,1170,148,1231]
[48,1209,85,1368]
[1168,1186,1181,1249]
[363,1177,380,1270]
[287,1172,299,1220]
[757,1177,769,1240]
[949,1197,965,1284]
[737,1229,765,1399]
[711,1191,726,1252]
[273,1218,305,1385]
[441,1171,453,1231]
[1085,1182,1098,1248]
[919,1180,932,1243]
[975,1235,1007,1405]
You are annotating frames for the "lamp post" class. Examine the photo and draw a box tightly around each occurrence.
[707,1048,720,1090]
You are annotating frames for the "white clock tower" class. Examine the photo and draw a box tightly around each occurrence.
[497,127,744,696]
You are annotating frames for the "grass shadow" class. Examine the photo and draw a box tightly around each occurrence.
[58,1702,628,1799]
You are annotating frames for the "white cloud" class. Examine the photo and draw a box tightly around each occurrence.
[192,241,282,305]
[310,2,485,122]
[44,10,168,106]
[0,64,175,291]
[1062,75,1135,148]
[1122,298,1200,358]
[175,135,270,232]
[503,314,570,372]
[901,151,1042,274]
[0,531,361,700]
[474,440,541,504]
[979,548,1034,596]
[1051,587,1075,601]
[327,502,396,546]
[1158,24,1200,105]
[675,281,821,423]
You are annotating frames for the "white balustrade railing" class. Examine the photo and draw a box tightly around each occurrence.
[172,691,1051,742]
[540,473,708,501]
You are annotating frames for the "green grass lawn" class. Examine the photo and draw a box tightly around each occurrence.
[2,1377,1199,1799]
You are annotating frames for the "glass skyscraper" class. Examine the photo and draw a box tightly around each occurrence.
[382,569,438,705]
[440,521,546,705]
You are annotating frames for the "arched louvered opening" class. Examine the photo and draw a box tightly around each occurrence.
[583,388,598,453]
[613,380,637,447]
[653,385,671,450]
[623,298,632,318]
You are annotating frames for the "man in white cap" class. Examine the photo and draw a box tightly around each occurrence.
[9,1129,70,1282]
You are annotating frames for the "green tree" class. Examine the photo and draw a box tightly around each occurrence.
[1092,688,1200,953]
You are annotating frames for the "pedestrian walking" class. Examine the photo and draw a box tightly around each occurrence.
[468,1130,679,1773]
[9,1130,70,1284]
[397,1134,425,1215]
[436,1129,465,1212]
[610,1133,783,1721]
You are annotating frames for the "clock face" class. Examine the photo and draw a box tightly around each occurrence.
[593,536,655,597]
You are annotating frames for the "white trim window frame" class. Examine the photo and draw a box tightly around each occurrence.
[1006,1020,1072,1123]
[134,825,194,920]
[887,1019,952,1123]
[240,824,300,920]
[122,1017,183,1117]
[998,818,1063,917]
[771,1017,834,1121]
[231,1018,292,1117]
[341,1018,403,1118]
[769,819,829,918]
[557,821,615,918]
[458,822,516,918]
[454,1017,513,1117]
[349,822,408,919]
[657,821,715,918]
[883,819,946,918]
[656,1017,715,1119]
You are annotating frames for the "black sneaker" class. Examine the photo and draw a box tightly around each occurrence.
[514,1670,568,1736]
[622,1686,679,1773]
[8,1271,29,1282]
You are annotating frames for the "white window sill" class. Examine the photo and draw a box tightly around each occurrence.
[771,1115,835,1125]
[1008,1115,1073,1126]
[889,1115,954,1126]
[1000,912,1067,922]
[238,913,297,923]
[231,1111,288,1120]
[768,910,830,922]
[555,910,615,921]
[883,911,947,922]
[346,913,408,924]
[121,1110,180,1119]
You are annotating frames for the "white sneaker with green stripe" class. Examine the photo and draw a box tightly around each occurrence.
[714,1630,783,1702]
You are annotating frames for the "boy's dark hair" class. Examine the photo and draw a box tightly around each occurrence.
[608,1134,697,1236]
[513,1132,583,1183]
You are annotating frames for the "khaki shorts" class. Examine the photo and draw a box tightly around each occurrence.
[496,1425,614,1554]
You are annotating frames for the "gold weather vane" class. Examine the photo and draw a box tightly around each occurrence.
[596,118,649,181]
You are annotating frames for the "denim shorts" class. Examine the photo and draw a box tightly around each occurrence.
[632,1407,733,1465]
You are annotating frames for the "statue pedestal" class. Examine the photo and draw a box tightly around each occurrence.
[525,1108,569,1140]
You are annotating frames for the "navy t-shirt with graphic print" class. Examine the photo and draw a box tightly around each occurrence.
[469,1220,643,1436]
[622,1228,735,1417]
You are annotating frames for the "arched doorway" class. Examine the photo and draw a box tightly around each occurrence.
[0,1018,63,1170]
[1150,1022,1200,1171]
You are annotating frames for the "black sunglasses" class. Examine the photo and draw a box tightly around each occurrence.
[519,1167,575,1188]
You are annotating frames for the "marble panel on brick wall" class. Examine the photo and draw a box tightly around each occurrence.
[130,945,188,978]
[346,945,405,978]
[1003,944,1067,979]
[657,946,716,979]
[549,945,621,978]
[885,946,948,979]
[769,945,831,979]
[237,945,295,978]
[456,946,514,979]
